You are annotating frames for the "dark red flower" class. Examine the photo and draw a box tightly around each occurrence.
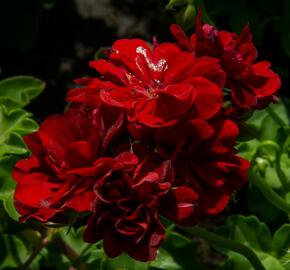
[155,119,249,225]
[13,105,123,222]
[67,39,225,127]
[13,33,254,263]
[84,154,173,261]
[170,15,280,109]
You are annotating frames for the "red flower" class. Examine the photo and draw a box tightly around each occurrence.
[13,105,123,222]
[170,14,280,109]
[67,39,225,127]
[84,154,173,261]
[13,34,254,262]
[155,119,249,225]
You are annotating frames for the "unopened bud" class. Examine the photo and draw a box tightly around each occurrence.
[180,4,196,30]
[254,157,270,175]
[166,0,189,10]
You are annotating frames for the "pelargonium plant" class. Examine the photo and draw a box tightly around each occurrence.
[1,8,290,270]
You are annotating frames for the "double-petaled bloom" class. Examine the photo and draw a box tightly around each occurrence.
[13,104,173,261]
[67,39,225,127]
[13,21,274,261]
[13,105,124,222]
[170,13,281,109]
[84,156,173,261]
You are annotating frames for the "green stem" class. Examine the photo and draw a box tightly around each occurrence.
[20,228,53,270]
[54,233,88,270]
[254,141,290,190]
[266,107,287,127]
[251,169,290,214]
[178,225,266,270]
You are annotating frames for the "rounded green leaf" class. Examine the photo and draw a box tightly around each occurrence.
[0,76,45,111]
[217,215,290,270]
[0,105,38,158]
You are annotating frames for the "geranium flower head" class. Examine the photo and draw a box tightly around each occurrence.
[84,156,173,261]
[13,105,123,222]
[68,38,225,127]
[170,14,281,110]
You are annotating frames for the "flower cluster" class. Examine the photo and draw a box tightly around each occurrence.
[13,17,280,261]
[170,13,280,110]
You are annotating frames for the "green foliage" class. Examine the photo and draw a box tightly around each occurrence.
[0,234,30,269]
[0,106,38,157]
[0,76,44,221]
[217,215,290,270]
[0,76,45,111]
[237,101,290,220]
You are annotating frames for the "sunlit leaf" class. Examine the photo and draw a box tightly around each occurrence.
[0,105,38,158]
[0,76,45,111]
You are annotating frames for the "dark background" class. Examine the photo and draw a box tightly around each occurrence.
[0,0,289,121]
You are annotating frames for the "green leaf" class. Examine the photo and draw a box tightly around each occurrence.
[0,105,38,157]
[102,253,149,270]
[0,76,45,111]
[242,102,289,141]
[150,248,182,270]
[60,227,91,256]
[0,106,38,220]
[0,234,28,269]
[0,155,18,192]
[0,156,20,221]
[246,185,285,224]
[155,230,207,270]
[0,77,42,220]
[1,191,20,222]
[237,100,290,218]
[217,215,290,270]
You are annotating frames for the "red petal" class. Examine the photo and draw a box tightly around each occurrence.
[203,187,230,215]
[183,56,226,88]
[90,59,128,86]
[252,61,281,97]
[64,141,97,168]
[38,109,91,164]
[109,39,154,83]
[231,82,257,108]
[170,24,192,51]
[127,220,165,261]
[160,186,200,225]
[67,87,102,107]
[210,120,239,154]
[100,87,136,109]
[13,156,40,182]
[64,190,95,212]
[103,228,125,257]
[14,173,60,222]
[191,77,223,119]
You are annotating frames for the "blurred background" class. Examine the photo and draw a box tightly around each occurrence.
[0,0,289,121]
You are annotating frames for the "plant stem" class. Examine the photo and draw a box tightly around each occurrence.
[178,225,266,270]
[254,141,290,190]
[19,228,53,270]
[54,234,88,270]
[266,107,287,127]
[251,169,290,214]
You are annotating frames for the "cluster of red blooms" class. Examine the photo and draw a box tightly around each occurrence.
[13,16,280,261]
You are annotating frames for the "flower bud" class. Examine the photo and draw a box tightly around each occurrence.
[254,157,270,175]
[166,0,189,10]
[175,3,196,30]
[183,4,196,25]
